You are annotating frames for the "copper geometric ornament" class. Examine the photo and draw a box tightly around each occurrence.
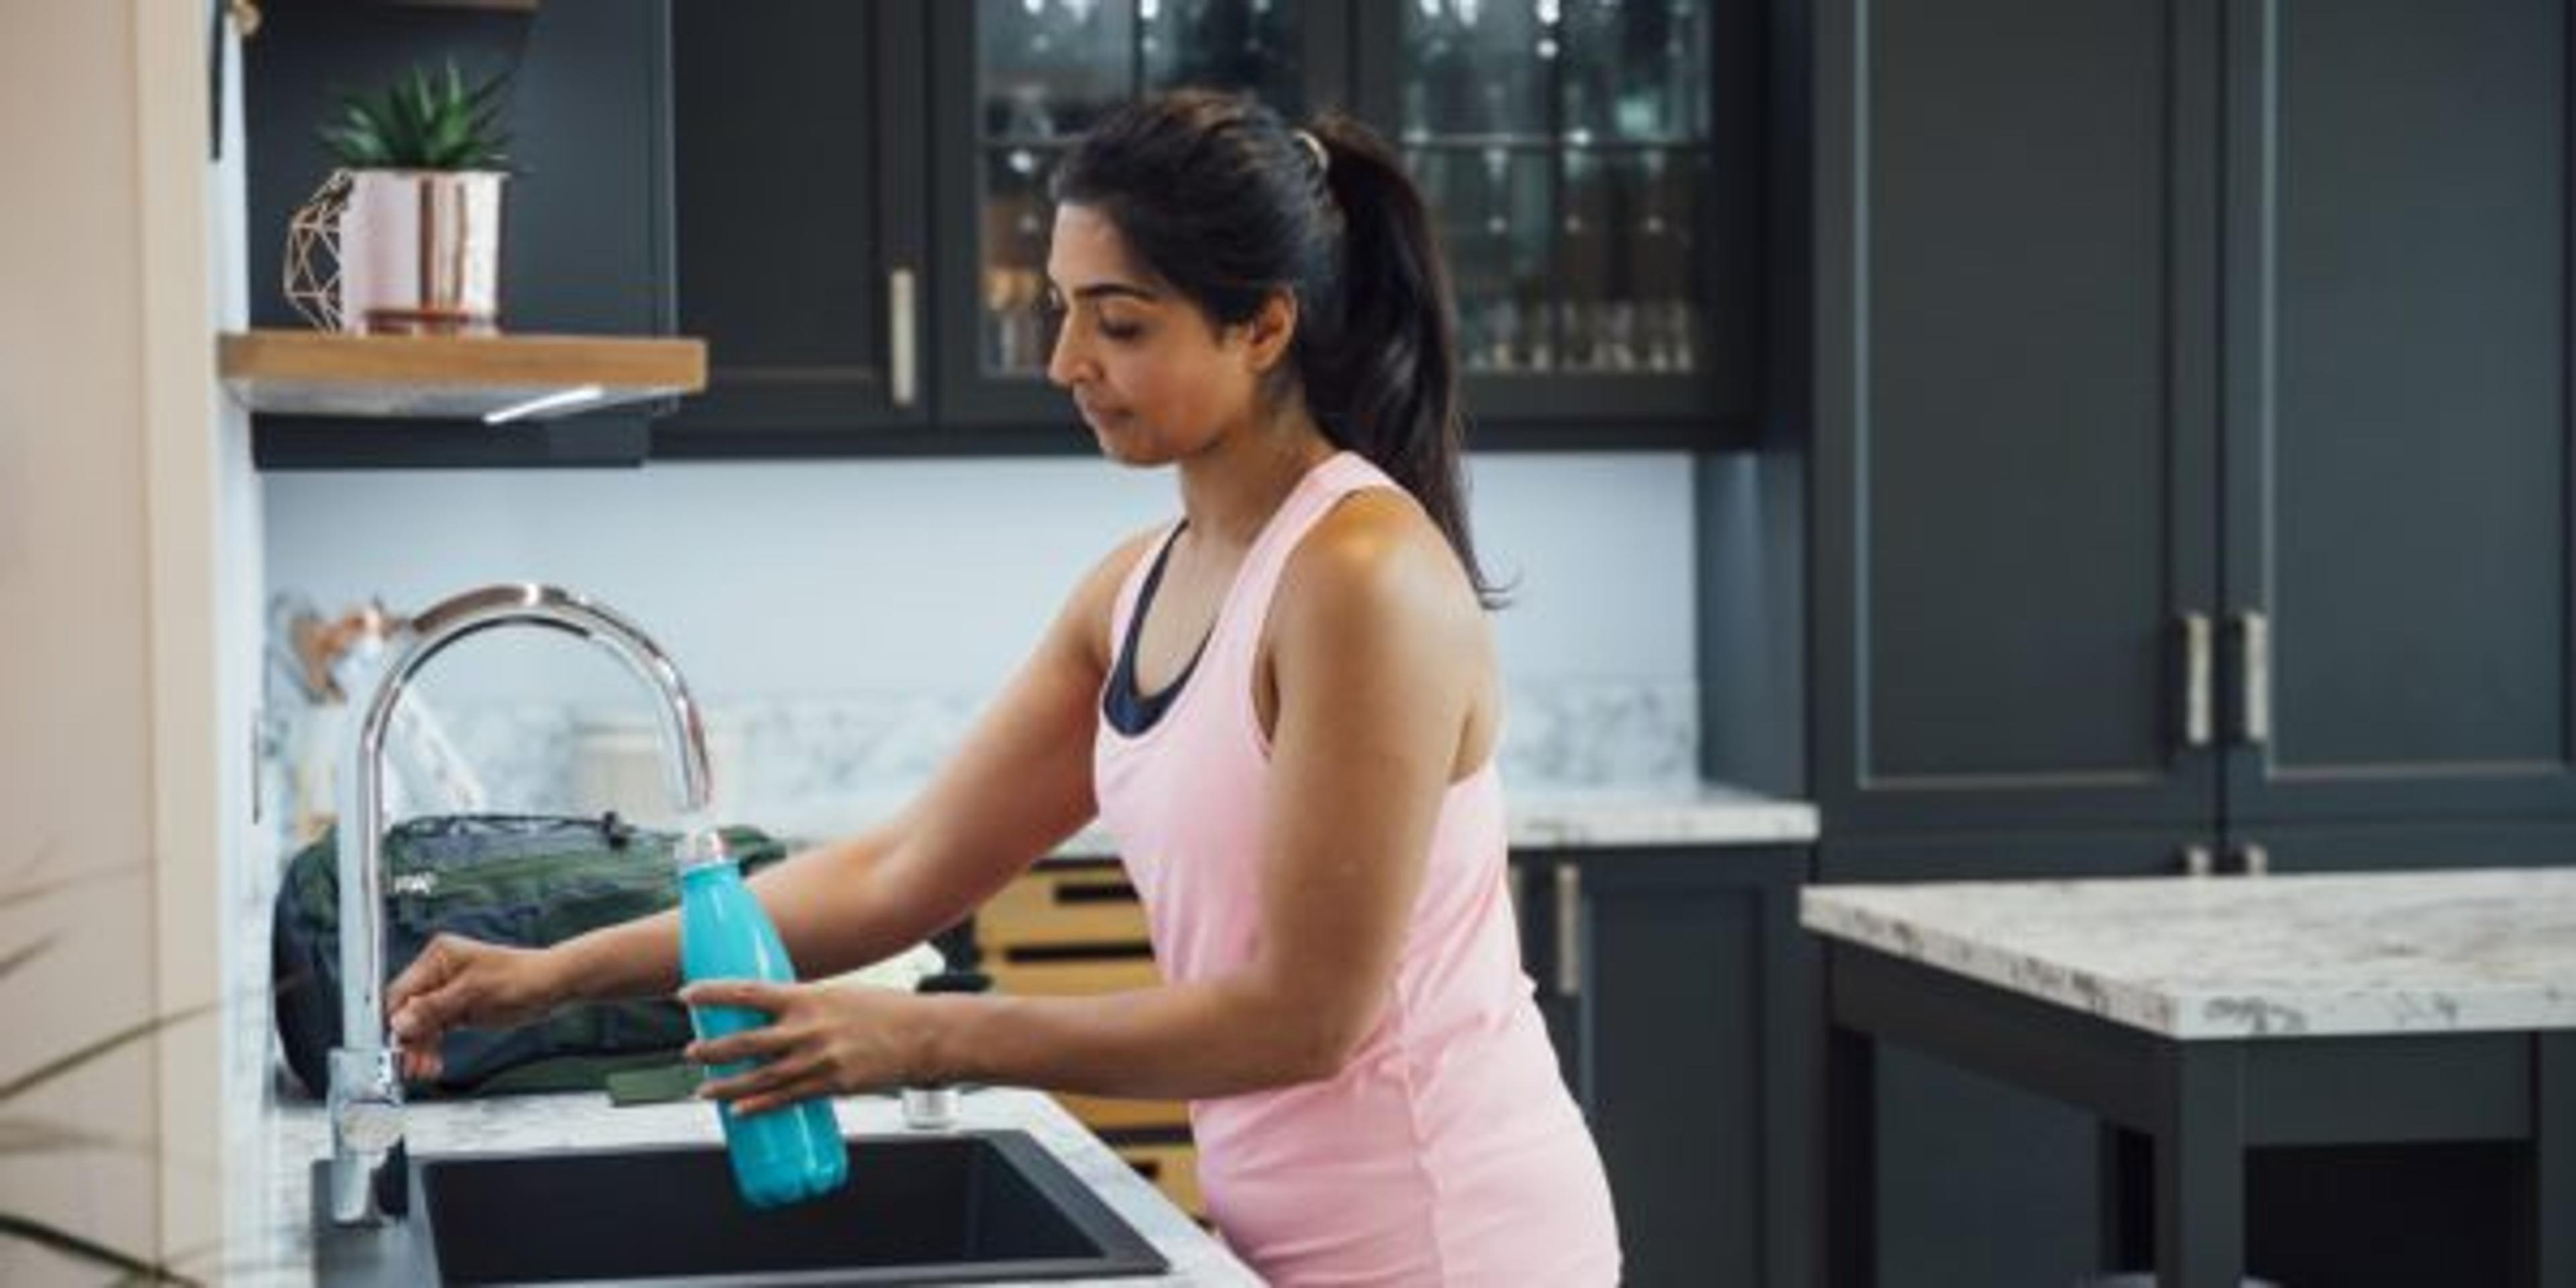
[282,169,353,331]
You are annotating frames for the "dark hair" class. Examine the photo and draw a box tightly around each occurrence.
[1051,89,1500,606]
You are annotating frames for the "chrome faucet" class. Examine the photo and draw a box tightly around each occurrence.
[326,584,713,1226]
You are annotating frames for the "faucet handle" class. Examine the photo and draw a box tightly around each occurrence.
[327,1046,405,1224]
[329,1046,404,1147]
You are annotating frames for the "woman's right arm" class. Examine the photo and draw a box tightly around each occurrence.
[388,531,1148,1071]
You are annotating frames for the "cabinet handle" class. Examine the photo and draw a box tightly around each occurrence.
[2235,610,2272,745]
[888,266,918,409]
[2180,844,2214,877]
[2180,613,2214,748]
[2233,843,2271,877]
[1554,863,1582,1000]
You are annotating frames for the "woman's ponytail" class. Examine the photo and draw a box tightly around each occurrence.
[1299,114,1497,607]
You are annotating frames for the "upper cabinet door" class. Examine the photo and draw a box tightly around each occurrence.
[928,0,1347,431]
[2220,0,2576,822]
[1354,0,1759,442]
[657,0,929,451]
[1811,0,2224,835]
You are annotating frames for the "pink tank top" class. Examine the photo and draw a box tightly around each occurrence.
[1093,453,1621,1286]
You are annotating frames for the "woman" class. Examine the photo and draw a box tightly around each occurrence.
[386,89,1620,1285]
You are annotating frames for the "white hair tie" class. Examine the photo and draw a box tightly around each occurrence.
[1293,128,1329,174]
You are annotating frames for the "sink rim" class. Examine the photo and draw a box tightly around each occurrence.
[312,1127,1174,1286]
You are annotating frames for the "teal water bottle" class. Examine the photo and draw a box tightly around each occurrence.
[676,827,850,1208]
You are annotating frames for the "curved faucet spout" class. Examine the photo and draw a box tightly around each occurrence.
[327,583,713,1224]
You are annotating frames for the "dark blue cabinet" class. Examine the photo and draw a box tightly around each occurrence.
[1810,0,2224,841]
[1511,846,1813,1288]
[1813,0,2576,843]
[1803,1,2576,1281]
[652,0,929,454]
[2216,0,2576,826]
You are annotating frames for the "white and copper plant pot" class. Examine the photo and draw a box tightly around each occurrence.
[337,168,507,335]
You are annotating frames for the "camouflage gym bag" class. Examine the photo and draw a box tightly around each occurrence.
[271,812,788,1097]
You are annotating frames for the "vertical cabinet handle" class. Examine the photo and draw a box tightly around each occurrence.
[2180,613,2214,748]
[2235,610,2272,745]
[888,266,918,409]
[2180,844,2215,877]
[1554,862,1582,1000]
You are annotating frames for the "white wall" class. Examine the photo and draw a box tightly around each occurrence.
[0,1,239,1281]
[262,452,1699,710]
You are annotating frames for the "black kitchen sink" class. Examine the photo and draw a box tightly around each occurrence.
[311,1130,1171,1285]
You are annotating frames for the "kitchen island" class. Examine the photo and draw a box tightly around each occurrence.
[1803,867,2575,1288]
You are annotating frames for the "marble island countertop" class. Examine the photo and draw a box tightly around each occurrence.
[1800,867,2576,1040]
[225,1085,1257,1286]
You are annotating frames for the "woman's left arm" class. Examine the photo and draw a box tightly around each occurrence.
[688,496,1484,1113]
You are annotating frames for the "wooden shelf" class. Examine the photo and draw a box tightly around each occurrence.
[217,330,705,422]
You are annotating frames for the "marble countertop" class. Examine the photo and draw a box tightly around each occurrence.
[1801,868,2576,1040]
[392,688,1818,854]
[221,1085,1256,1286]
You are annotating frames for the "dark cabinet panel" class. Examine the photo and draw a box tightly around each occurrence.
[1817,0,2576,835]
[654,0,926,450]
[1513,847,1811,1288]
[2228,818,2576,875]
[1814,0,2222,835]
[504,1,674,345]
[248,0,674,468]
[1816,827,2205,884]
[2222,0,2576,822]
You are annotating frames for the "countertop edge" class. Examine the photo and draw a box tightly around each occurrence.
[1800,876,2576,1040]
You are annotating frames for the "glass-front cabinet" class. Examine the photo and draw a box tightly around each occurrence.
[1364,0,1754,433]
[933,0,1755,443]
[931,0,1347,425]
[254,1,1758,466]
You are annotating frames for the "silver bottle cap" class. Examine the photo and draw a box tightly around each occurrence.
[674,825,733,876]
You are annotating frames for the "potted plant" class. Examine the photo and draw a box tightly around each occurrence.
[287,60,514,335]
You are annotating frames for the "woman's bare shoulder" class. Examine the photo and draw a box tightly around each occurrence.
[1274,488,1483,647]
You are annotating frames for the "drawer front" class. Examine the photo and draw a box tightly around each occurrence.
[1057,1090,1189,1132]
[1116,1140,1206,1219]
[984,955,1164,996]
[979,864,1150,951]
[983,938,1191,1136]
[978,863,1197,1193]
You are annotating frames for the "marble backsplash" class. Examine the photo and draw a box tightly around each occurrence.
[268,679,1701,847]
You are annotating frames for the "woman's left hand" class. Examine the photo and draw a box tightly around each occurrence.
[678,979,924,1118]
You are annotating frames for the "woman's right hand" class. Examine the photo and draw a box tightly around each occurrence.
[384,934,568,1083]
